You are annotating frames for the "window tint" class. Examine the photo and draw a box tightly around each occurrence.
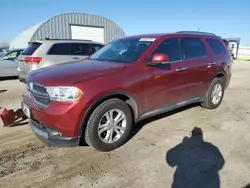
[151,38,182,62]
[70,43,92,56]
[181,37,207,59]
[7,51,18,59]
[90,44,104,54]
[206,38,226,54]
[48,43,70,55]
[22,42,42,55]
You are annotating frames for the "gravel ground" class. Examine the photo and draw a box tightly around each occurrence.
[0,60,250,188]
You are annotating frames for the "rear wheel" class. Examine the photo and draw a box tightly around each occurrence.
[84,98,133,152]
[201,77,225,109]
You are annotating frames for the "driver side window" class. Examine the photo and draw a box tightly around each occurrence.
[150,38,182,62]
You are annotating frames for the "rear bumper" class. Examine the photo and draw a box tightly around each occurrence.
[18,71,27,83]
[29,119,80,147]
[18,64,39,83]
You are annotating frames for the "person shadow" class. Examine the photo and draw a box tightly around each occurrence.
[166,127,225,188]
[243,183,250,188]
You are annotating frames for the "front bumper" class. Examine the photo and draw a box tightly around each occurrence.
[23,93,85,147]
[29,119,80,147]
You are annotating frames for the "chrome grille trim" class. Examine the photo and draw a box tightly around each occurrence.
[27,81,50,107]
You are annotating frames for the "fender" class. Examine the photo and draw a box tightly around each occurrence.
[77,91,140,138]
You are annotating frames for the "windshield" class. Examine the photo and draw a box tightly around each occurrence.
[89,37,156,63]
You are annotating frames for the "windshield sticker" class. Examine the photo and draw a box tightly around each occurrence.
[139,38,156,42]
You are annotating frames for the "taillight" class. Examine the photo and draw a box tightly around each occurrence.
[24,57,42,64]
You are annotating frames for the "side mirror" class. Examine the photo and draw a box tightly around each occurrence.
[147,53,169,66]
[2,56,8,60]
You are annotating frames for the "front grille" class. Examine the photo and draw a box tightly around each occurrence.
[32,83,47,94]
[27,82,50,107]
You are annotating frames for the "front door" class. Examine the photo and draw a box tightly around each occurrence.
[144,38,187,113]
[0,51,20,76]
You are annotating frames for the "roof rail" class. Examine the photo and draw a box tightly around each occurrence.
[43,38,93,42]
[176,31,216,36]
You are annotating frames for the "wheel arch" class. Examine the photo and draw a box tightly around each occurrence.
[78,92,139,140]
[214,71,227,85]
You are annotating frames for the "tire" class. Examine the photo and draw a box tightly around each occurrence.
[201,77,225,109]
[84,98,133,152]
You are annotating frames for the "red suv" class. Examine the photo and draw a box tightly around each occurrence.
[23,31,232,152]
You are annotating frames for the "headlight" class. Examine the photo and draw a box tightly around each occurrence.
[46,86,83,101]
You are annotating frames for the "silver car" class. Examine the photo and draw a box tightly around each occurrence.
[0,48,24,77]
[18,39,104,83]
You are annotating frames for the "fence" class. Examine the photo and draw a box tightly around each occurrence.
[232,46,250,59]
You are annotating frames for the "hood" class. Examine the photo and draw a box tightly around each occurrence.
[28,60,126,86]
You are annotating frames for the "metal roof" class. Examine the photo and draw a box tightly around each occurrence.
[10,12,126,49]
[9,22,44,49]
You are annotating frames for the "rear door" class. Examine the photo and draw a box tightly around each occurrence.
[89,43,104,55]
[180,36,214,100]
[69,43,104,61]
[69,43,90,61]
[44,43,73,66]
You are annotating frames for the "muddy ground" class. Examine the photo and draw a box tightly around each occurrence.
[0,61,250,188]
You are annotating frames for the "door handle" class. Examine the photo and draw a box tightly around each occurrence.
[176,67,186,72]
[72,57,79,60]
[208,61,217,67]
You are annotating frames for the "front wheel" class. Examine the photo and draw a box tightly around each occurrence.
[201,77,225,109]
[84,99,133,152]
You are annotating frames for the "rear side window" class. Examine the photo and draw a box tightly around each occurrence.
[22,42,42,55]
[206,38,226,54]
[181,37,207,59]
[48,43,70,55]
[70,43,104,56]
[70,43,91,56]
[90,44,104,54]
[151,38,182,62]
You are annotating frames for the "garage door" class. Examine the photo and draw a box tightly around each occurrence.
[71,25,104,43]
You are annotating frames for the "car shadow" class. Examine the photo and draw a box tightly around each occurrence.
[0,76,18,81]
[166,127,225,188]
[129,103,199,140]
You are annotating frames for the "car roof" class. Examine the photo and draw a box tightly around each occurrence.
[122,31,220,40]
[6,48,24,52]
[29,39,104,45]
